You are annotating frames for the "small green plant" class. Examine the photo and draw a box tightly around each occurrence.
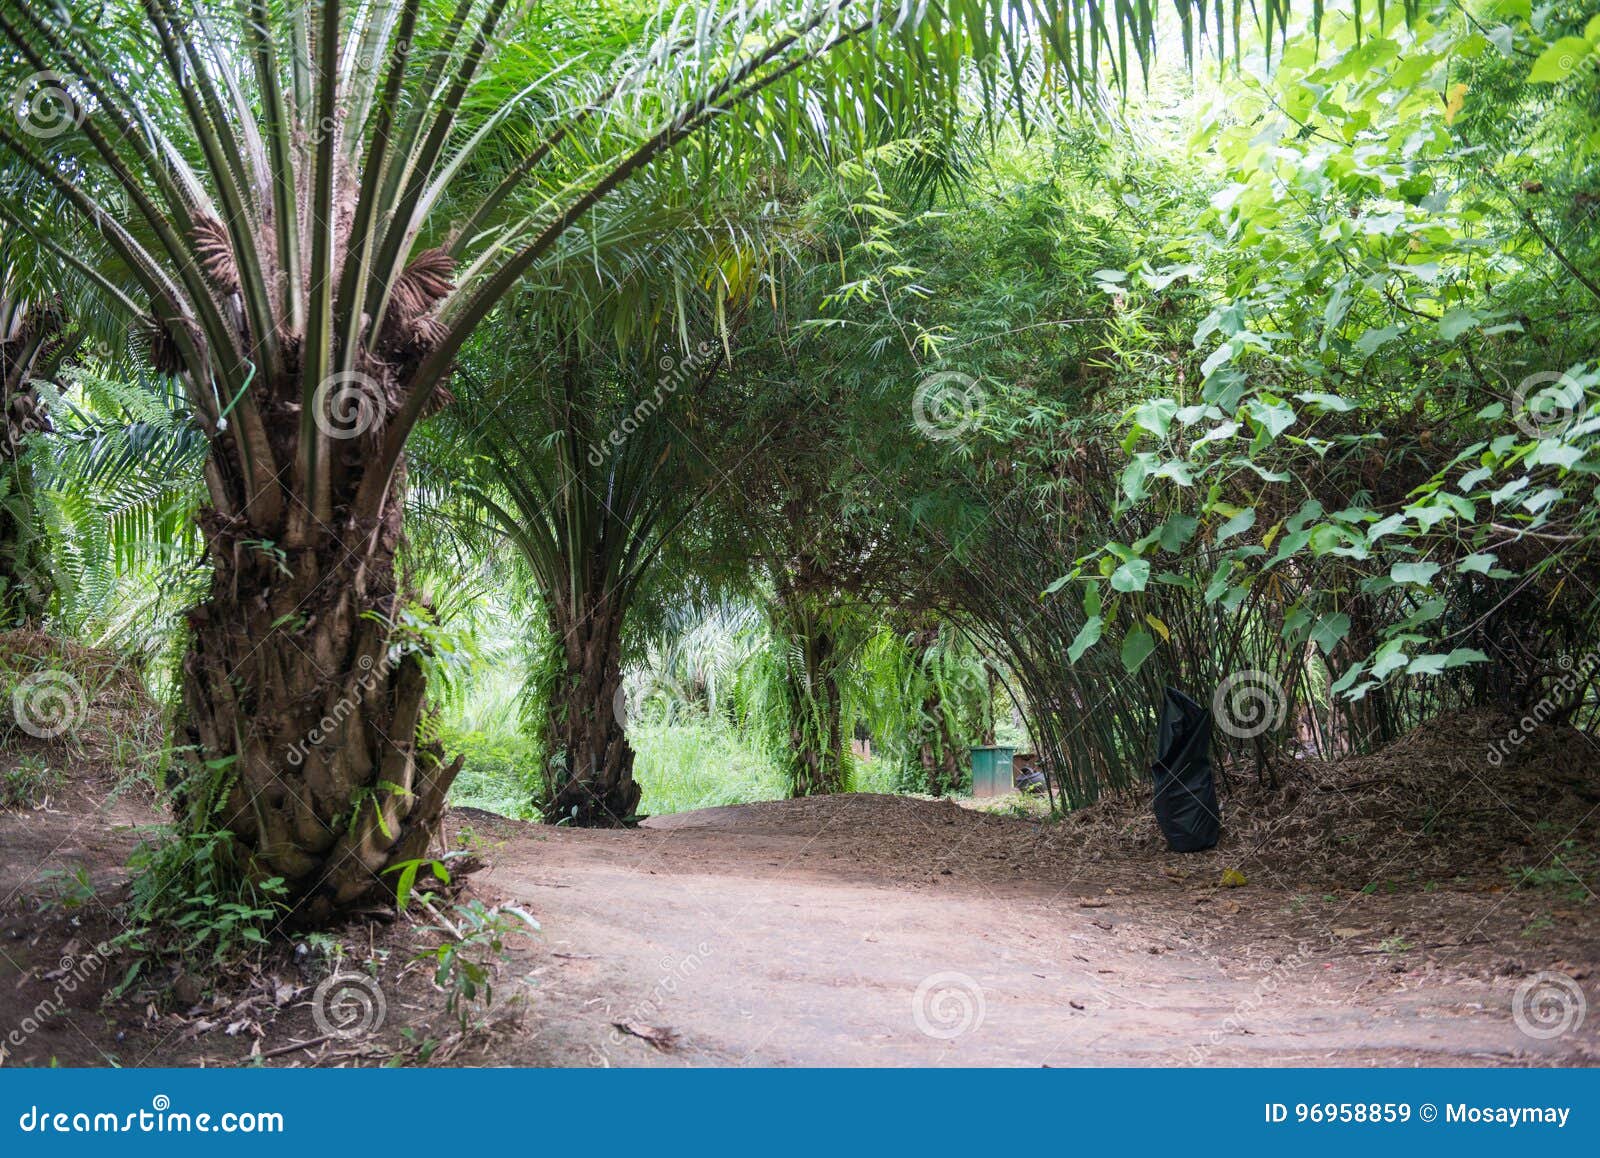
[1507,841,1598,903]
[239,539,292,577]
[33,866,96,912]
[1520,915,1557,939]
[391,1027,441,1065]
[415,900,540,1030]
[1,756,62,809]
[114,828,288,990]
[982,793,1048,820]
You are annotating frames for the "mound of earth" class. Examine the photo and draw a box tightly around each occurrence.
[1037,707,1600,896]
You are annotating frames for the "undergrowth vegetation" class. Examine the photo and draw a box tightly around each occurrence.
[0,0,1595,988]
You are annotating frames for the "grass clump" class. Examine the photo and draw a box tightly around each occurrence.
[632,719,787,814]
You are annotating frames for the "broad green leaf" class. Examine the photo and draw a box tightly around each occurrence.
[1529,37,1595,84]
[1390,561,1441,585]
[1133,398,1179,438]
[1354,325,1401,355]
[1216,505,1254,543]
[1067,617,1102,664]
[1246,399,1298,438]
[1110,559,1151,593]
[1406,654,1449,677]
[1330,661,1365,696]
[1120,626,1156,673]
[1295,392,1357,412]
[1438,308,1481,341]
[1370,642,1411,680]
[1157,513,1200,552]
[1310,613,1352,654]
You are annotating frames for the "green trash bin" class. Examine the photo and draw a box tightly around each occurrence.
[969,746,1016,798]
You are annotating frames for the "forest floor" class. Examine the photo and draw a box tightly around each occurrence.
[2,714,1598,1067]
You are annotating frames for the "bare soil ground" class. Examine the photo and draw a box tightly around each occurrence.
[1,631,1596,1067]
[2,729,1597,1067]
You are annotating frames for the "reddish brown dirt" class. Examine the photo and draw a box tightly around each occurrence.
[460,794,1599,1066]
[1,755,1597,1067]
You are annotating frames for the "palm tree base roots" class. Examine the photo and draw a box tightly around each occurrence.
[541,701,642,825]
[539,614,642,826]
[542,764,642,827]
[177,542,461,922]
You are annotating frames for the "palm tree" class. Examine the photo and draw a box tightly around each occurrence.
[440,176,789,824]
[0,0,1320,916]
[0,240,87,624]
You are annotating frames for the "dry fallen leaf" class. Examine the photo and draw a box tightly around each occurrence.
[612,1021,679,1052]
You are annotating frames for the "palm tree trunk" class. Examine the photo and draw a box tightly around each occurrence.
[0,456,51,626]
[177,451,461,923]
[541,592,641,826]
[937,708,963,795]
[783,617,846,797]
[1,300,62,626]
[918,696,944,797]
[914,624,944,797]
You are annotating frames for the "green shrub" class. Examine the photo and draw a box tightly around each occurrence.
[631,719,787,815]
[442,723,542,821]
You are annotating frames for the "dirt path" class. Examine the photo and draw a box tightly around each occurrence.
[460,797,1600,1067]
[2,790,1596,1067]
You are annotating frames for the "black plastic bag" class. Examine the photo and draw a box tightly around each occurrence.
[1150,687,1220,852]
